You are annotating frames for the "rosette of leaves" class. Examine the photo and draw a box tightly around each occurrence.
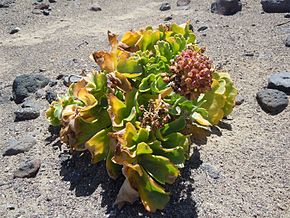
[46,22,237,212]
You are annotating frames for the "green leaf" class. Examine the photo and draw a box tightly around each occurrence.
[136,142,153,155]
[125,165,170,212]
[138,154,179,184]
[149,141,185,165]
[73,110,111,147]
[133,128,150,144]
[85,129,109,163]
[160,116,186,136]
[108,94,127,126]
[139,74,155,92]
[171,23,185,35]
[117,56,143,74]
[106,147,122,179]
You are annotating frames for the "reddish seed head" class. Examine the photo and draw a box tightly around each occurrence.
[166,49,214,100]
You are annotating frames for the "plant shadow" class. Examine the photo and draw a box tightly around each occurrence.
[59,148,202,218]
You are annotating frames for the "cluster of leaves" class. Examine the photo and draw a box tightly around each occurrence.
[46,22,237,212]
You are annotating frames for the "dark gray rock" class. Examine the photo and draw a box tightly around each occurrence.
[35,89,46,99]
[285,36,290,47]
[45,90,57,103]
[63,75,82,87]
[49,0,57,3]
[256,89,288,115]
[261,0,290,13]
[3,136,37,156]
[268,72,290,94]
[160,2,171,11]
[7,204,15,210]
[0,0,15,8]
[285,13,290,18]
[197,26,208,32]
[42,9,50,15]
[164,15,173,21]
[13,159,41,178]
[235,94,245,105]
[90,4,101,11]
[200,163,220,179]
[12,74,50,104]
[177,0,191,6]
[211,0,242,15]
[9,27,20,34]
[14,107,40,121]
[34,2,49,10]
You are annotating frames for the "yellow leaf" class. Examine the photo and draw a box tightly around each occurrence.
[192,112,211,126]
[85,129,109,164]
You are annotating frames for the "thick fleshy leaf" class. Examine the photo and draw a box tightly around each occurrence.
[138,154,179,185]
[198,77,225,124]
[160,116,186,136]
[115,72,133,92]
[124,164,170,212]
[139,74,155,92]
[192,112,212,126]
[132,127,149,144]
[136,142,153,155]
[171,23,185,35]
[85,71,107,93]
[114,177,139,208]
[108,94,127,126]
[85,129,109,163]
[149,141,185,165]
[219,73,238,116]
[46,102,62,126]
[121,31,141,47]
[117,56,143,74]
[91,51,116,72]
[106,147,122,179]
[124,122,137,147]
[60,108,111,148]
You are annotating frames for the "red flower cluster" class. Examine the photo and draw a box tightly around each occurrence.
[163,49,214,100]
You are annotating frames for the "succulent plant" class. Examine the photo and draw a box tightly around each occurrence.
[46,22,237,212]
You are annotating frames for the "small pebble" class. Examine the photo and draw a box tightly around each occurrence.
[90,4,102,11]
[10,27,20,34]
[177,0,191,6]
[235,94,244,105]
[13,159,41,178]
[63,75,82,87]
[285,36,290,47]
[160,2,171,11]
[164,15,173,21]
[14,107,40,121]
[197,26,208,32]
[43,9,50,16]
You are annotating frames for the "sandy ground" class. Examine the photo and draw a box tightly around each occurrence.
[0,0,289,217]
